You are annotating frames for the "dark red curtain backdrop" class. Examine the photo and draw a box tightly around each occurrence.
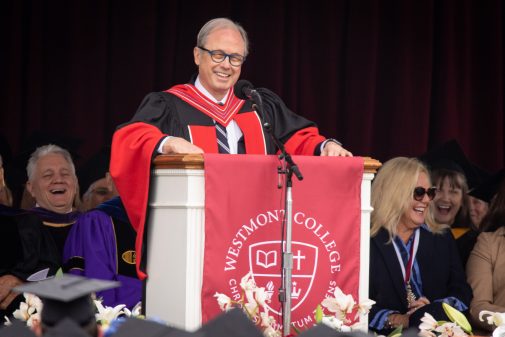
[1,0,504,171]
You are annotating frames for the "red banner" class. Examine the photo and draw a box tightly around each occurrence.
[202,154,364,330]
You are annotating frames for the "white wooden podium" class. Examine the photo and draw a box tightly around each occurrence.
[144,154,381,331]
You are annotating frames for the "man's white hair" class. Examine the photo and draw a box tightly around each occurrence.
[26,144,76,181]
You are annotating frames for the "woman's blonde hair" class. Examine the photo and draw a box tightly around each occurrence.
[371,157,446,240]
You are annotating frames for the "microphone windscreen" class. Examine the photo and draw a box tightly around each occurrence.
[233,80,254,100]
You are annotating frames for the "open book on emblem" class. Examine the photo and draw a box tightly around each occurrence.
[256,250,277,268]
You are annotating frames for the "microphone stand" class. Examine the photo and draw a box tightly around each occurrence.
[252,93,303,337]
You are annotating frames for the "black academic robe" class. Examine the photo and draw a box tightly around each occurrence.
[369,227,472,334]
[129,88,325,155]
[0,207,79,316]
[110,85,328,279]
[0,206,23,273]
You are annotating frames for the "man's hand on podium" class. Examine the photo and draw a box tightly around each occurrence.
[162,137,204,154]
[321,141,353,157]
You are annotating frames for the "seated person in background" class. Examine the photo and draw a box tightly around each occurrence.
[455,166,493,271]
[466,169,505,332]
[0,144,80,316]
[63,196,141,309]
[468,195,489,230]
[78,147,118,212]
[80,173,118,212]
[368,157,472,335]
[0,153,13,207]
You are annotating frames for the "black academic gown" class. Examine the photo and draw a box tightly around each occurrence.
[369,227,473,335]
[0,207,79,316]
[129,87,325,155]
[110,84,329,279]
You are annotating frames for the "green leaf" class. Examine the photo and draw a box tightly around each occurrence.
[55,268,63,278]
[315,305,323,323]
[442,302,472,334]
[387,325,403,337]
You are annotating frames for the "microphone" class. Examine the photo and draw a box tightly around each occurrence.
[234,80,257,100]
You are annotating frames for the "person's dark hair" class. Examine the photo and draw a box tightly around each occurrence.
[481,178,505,232]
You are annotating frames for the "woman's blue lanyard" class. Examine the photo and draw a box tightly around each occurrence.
[392,228,420,306]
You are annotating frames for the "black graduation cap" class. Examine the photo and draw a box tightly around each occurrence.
[468,164,492,193]
[77,146,112,195]
[197,308,264,337]
[113,317,204,337]
[469,168,505,203]
[0,320,37,337]
[43,318,91,337]
[13,274,120,327]
[296,324,342,337]
[419,139,479,187]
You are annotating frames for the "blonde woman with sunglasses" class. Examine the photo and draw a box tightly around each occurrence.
[368,157,472,335]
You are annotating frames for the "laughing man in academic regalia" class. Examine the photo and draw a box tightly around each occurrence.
[0,144,80,317]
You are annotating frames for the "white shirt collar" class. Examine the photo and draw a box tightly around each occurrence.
[194,76,229,104]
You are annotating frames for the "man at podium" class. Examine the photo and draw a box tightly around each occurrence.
[110,17,352,280]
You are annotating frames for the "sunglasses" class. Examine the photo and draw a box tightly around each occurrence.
[413,186,437,201]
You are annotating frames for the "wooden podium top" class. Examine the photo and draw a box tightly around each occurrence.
[153,154,382,173]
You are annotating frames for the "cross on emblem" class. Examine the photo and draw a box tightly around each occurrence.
[293,250,306,270]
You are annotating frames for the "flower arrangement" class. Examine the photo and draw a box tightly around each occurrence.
[4,292,43,327]
[479,310,505,337]
[418,303,472,337]
[316,286,375,332]
[3,292,142,333]
[214,272,281,337]
[213,272,375,336]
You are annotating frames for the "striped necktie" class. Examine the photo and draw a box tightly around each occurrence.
[215,122,230,154]
[215,102,230,153]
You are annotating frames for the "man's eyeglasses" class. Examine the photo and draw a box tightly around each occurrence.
[198,46,246,67]
[413,187,437,201]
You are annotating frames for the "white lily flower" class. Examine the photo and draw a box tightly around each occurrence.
[357,298,375,314]
[94,300,126,329]
[321,316,345,330]
[418,329,437,337]
[480,310,505,327]
[324,287,356,314]
[4,316,12,326]
[354,298,376,320]
[240,273,257,308]
[244,301,259,316]
[254,287,270,307]
[322,290,355,322]
[130,302,142,317]
[419,312,439,331]
[240,272,256,292]
[493,325,505,337]
[435,322,468,337]
[13,302,31,321]
[24,293,43,313]
[214,292,232,311]
[259,311,274,327]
